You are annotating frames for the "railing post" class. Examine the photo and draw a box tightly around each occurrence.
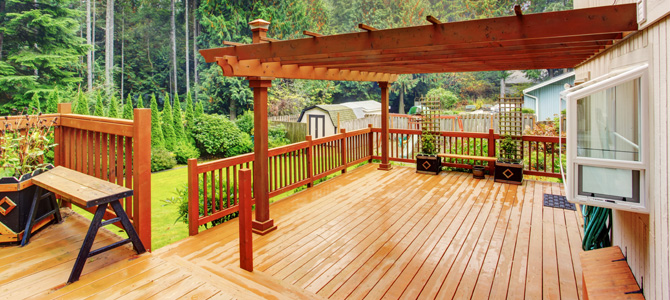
[187,158,199,236]
[340,129,347,174]
[132,108,152,251]
[55,103,72,208]
[368,124,373,162]
[306,135,314,188]
[239,168,253,272]
[378,82,392,171]
[488,128,496,174]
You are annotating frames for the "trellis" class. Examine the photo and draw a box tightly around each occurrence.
[498,97,524,161]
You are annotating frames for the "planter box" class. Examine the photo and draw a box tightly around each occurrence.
[416,155,442,175]
[472,165,486,179]
[494,161,523,184]
[0,167,54,244]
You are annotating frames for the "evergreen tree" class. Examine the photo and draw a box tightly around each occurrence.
[74,90,90,115]
[46,88,59,114]
[94,91,105,116]
[185,92,195,127]
[30,93,41,113]
[122,94,134,120]
[137,94,144,108]
[173,93,185,141]
[150,93,164,148]
[195,101,204,118]
[161,93,176,151]
[108,95,120,118]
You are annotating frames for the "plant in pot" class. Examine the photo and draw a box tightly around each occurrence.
[0,111,58,244]
[494,135,524,184]
[416,133,442,175]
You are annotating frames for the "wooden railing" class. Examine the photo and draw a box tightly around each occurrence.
[188,127,374,235]
[53,104,152,250]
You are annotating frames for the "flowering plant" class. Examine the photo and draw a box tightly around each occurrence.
[0,109,58,178]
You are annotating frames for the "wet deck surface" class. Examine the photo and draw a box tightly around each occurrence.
[4,164,584,299]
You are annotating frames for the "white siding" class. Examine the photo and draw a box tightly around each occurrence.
[300,108,337,138]
[576,14,670,299]
[575,0,670,31]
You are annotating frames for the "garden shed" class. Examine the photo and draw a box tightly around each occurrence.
[522,71,575,121]
[297,104,357,138]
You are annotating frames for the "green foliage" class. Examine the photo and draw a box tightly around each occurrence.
[191,114,252,157]
[174,141,200,164]
[137,95,145,108]
[150,93,164,148]
[151,147,177,172]
[0,113,58,177]
[268,124,290,148]
[108,95,120,118]
[162,94,176,151]
[499,135,519,162]
[173,94,185,141]
[73,90,90,115]
[46,89,59,114]
[235,110,254,135]
[426,87,459,109]
[123,94,134,120]
[420,134,437,155]
[166,180,237,228]
[185,92,195,128]
[195,101,204,118]
[93,92,105,117]
[30,93,41,113]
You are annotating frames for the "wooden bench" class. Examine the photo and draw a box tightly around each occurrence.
[23,166,146,283]
[580,246,644,300]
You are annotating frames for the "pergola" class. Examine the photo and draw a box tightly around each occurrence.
[199,4,637,235]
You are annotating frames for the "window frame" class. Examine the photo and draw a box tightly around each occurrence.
[564,64,649,213]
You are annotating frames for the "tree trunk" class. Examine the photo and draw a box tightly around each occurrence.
[171,0,177,100]
[0,0,6,60]
[86,0,92,90]
[229,98,236,120]
[399,84,405,114]
[121,8,124,99]
[193,0,199,100]
[105,0,114,95]
[185,0,190,93]
[92,0,96,82]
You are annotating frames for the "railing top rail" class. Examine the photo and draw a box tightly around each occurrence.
[344,127,372,137]
[195,153,254,174]
[61,113,135,126]
[60,114,135,137]
[312,132,345,145]
[268,141,309,156]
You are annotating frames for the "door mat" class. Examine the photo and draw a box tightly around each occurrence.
[543,194,576,211]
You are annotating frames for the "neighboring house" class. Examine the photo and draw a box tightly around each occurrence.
[297,104,357,138]
[338,100,382,118]
[565,0,670,297]
[522,71,575,121]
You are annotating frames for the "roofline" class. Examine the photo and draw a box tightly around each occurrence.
[523,71,575,94]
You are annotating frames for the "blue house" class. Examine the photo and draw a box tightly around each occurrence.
[522,71,575,121]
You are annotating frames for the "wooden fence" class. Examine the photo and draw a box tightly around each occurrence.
[268,114,300,122]
[187,127,373,235]
[53,104,152,250]
[271,121,307,143]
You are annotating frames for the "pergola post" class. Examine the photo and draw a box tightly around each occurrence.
[378,82,392,171]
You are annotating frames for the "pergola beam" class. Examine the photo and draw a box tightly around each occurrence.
[200,4,637,63]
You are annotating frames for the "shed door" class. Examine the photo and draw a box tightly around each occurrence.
[309,115,326,139]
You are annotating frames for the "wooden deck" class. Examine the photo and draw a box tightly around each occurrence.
[3,164,584,299]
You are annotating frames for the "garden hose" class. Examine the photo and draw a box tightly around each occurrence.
[582,205,612,250]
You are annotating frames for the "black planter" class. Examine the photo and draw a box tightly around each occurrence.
[494,161,523,184]
[416,155,442,175]
[0,167,54,244]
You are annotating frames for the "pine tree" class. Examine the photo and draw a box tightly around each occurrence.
[122,94,134,120]
[30,93,41,113]
[162,93,176,151]
[173,93,185,141]
[108,95,119,118]
[74,90,90,115]
[195,101,204,118]
[137,94,144,108]
[150,93,164,148]
[94,91,105,116]
[46,88,59,114]
[185,92,195,127]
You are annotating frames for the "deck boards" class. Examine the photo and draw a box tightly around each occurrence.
[5,164,584,299]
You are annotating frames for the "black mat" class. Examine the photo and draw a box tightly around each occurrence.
[543,193,576,211]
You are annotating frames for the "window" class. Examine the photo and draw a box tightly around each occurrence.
[563,65,648,213]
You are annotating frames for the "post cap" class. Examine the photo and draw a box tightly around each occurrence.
[249,19,271,31]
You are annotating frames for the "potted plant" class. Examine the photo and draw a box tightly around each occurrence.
[0,111,58,244]
[416,133,441,175]
[494,135,524,184]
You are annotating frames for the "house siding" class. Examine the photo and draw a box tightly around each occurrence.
[299,108,337,138]
[523,78,573,122]
[576,13,670,299]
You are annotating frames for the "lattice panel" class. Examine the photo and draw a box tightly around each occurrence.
[499,97,524,161]
[417,96,442,134]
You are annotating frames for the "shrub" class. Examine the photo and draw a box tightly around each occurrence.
[30,93,41,113]
[150,93,164,148]
[174,141,200,164]
[163,181,237,229]
[235,110,254,135]
[74,89,90,115]
[173,94,185,141]
[123,94,134,120]
[108,95,120,118]
[426,87,459,109]
[269,124,290,148]
[151,147,177,172]
[191,114,252,157]
[46,88,59,114]
[94,91,105,116]
[162,94,176,151]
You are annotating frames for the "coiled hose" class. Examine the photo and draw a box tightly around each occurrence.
[582,205,612,250]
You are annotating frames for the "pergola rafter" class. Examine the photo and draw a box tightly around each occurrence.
[199,4,638,236]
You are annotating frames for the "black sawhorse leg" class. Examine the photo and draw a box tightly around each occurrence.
[20,186,63,247]
[68,200,146,283]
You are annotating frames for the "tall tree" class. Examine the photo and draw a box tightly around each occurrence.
[108,94,119,118]
[105,0,114,95]
[122,94,133,119]
[185,0,189,93]
[170,0,177,98]
[46,88,59,114]
[150,93,164,148]
[192,0,198,99]
[173,93,185,141]
[162,93,176,151]
[185,91,194,127]
[86,0,92,90]
[0,0,5,60]
[94,91,104,116]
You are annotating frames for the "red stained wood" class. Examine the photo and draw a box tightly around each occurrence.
[239,169,253,272]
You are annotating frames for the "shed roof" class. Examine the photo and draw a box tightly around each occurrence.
[523,71,576,94]
[338,100,382,114]
[200,4,637,82]
[297,104,358,127]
